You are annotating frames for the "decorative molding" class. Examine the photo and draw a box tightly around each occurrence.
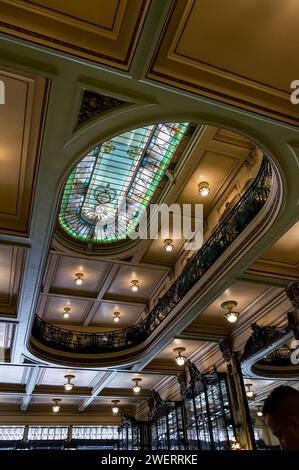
[77,91,127,127]
[286,280,299,309]
[241,322,290,362]
[0,0,150,71]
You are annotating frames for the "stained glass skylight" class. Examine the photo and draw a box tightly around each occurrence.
[59,122,190,243]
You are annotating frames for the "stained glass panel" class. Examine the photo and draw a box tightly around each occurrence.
[59,122,189,243]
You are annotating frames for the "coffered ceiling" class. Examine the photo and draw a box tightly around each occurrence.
[148,0,299,126]
[0,69,47,236]
[0,0,298,424]
[0,0,150,70]
[0,245,26,318]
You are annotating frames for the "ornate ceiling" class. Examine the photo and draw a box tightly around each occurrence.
[0,0,298,423]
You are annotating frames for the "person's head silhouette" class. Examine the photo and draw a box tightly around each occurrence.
[263,385,299,450]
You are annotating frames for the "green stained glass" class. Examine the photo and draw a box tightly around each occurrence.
[59,122,189,243]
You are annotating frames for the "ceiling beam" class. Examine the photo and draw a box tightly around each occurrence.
[21,366,42,412]
[78,371,117,412]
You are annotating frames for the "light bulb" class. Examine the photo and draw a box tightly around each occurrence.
[74,273,84,286]
[257,410,263,417]
[164,239,174,252]
[131,280,139,292]
[63,307,71,319]
[176,356,186,366]
[52,399,61,413]
[111,400,120,414]
[113,311,120,323]
[221,301,239,323]
[173,347,186,366]
[225,312,238,323]
[245,384,254,398]
[132,378,142,393]
[198,181,210,197]
[64,374,75,391]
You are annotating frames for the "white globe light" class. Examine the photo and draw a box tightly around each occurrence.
[226,312,238,323]
[112,406,119,414]
[133,385,141,393]
[176,356,186,366]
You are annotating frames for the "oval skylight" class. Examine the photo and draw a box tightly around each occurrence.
[59,122,190,243]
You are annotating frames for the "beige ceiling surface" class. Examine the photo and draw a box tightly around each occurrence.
[0,0,150,70]
[191,280,270,327]
[107,264,165,299]
[148,0,299,126]
[91,301,142,327]
[261,221,299,264]
[40,296,92,324]
[108,372,163,389]
[248,221,299,280]
[39,367,100,388]
[156,338,205,361]
[0,245,26,317]
[0,69,47,236]
[48,255,108,296]
[142,126,253,265]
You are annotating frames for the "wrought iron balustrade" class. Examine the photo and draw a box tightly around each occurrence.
[32,157,272,354]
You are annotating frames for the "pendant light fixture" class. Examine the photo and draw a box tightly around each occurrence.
[64,374,75,391]
[131,280,139,292]
[74,272,84,286]
[63,307,71,319]
[221,300,239,323]
[164,239,174,252]
[173,347,187,366]
[132,378,142,393]
[52,398,61,413]
[111,400,120,414]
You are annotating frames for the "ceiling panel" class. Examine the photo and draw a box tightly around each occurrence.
[261,221,299,265]
[0,0,150,71]
[107,265,165,299]
[30,395,81,406]
[0,69,47,236]
[49,255,108,296]
[195,280,270,327]
[156,338,205,361]
[0,394,20,405]
[39,368,100,387]
[148,0,299,126]
[91,301,142,327]
[0,245,26,317]
[108,373,164,390]
[40,296,91,325]
[0,365,25,384]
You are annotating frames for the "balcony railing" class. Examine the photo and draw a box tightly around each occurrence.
[31,156,272,354]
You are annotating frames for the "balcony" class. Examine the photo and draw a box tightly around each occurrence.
[29,156,274,364]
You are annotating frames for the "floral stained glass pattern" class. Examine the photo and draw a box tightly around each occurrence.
[59,122,189,243]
